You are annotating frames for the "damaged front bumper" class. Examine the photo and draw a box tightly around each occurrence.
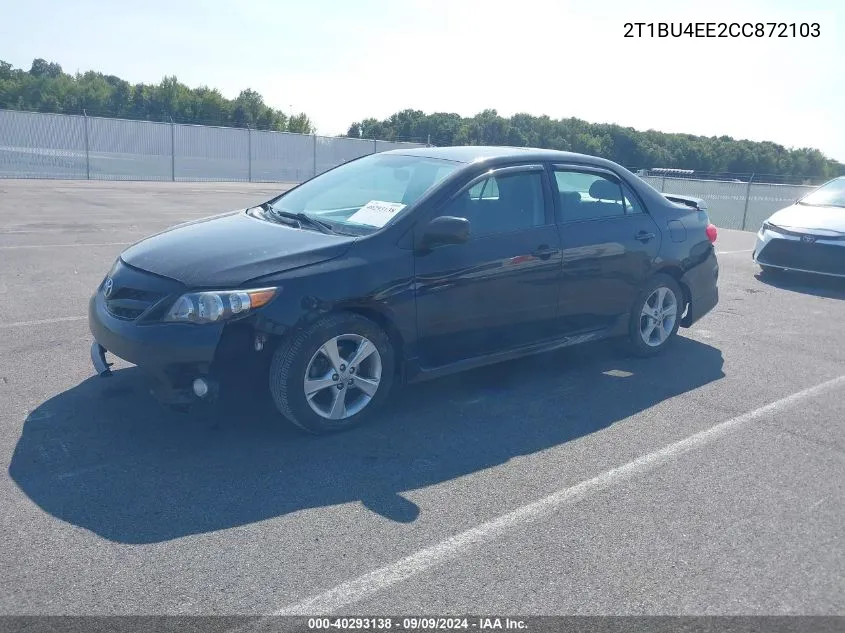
[90,342,113,377]
[88,292,224,405]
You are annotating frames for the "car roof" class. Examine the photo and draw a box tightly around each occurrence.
[384,145,619,168]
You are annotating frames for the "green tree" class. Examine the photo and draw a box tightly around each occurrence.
[287,113,313,134]
[29,58,63,79]
[345,109,844,180]
[0,58,308,132]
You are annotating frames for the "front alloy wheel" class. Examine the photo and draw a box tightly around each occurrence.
[269,313,394,434]
[303,334,383,420]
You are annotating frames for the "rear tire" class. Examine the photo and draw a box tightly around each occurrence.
[269,313,395,434]
[626,274,683,358]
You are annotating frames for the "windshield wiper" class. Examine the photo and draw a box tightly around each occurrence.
[261,203,335,234]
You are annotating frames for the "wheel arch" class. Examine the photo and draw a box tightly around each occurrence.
[329,304,406,380]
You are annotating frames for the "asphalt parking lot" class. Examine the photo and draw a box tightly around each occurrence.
[1,180,844,616]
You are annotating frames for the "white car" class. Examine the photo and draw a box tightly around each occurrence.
[753,176,845,277]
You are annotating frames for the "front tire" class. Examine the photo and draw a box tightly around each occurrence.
[269,313,395,434]
[626,274,683,357]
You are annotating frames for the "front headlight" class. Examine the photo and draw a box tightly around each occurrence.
[762,221,785,234]
[164,287,279,324]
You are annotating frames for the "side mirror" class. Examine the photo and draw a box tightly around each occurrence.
[418,215,470,250]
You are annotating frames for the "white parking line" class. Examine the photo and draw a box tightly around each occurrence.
[0,242,131,250]
[272,374,845,615]
[0,316,87,329]
[716,249,753,254]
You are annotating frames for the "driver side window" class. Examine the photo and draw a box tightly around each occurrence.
[441,171,546,239]
[467,177,500,201]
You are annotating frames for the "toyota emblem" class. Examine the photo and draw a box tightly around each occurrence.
[103,277,114,297]
[801,235,817,244]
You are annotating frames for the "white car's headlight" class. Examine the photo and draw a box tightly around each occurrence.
[164,287,279,324]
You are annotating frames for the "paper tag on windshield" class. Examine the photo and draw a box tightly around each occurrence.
[347,200,406,228]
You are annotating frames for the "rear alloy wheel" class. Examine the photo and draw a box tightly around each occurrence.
[627,274,683,357]
[269,313,394,434]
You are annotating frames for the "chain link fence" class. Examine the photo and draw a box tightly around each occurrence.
[0,108,822,232]
[0,109,425,183]
[638,174,816,232]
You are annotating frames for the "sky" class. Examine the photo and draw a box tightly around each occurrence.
[1,0,843,160]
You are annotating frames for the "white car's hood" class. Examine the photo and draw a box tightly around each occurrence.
[768,204,845,234]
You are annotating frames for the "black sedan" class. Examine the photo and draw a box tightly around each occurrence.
[89,146,719,433]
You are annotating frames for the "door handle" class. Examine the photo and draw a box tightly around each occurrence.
[531,245,555,260]
[636,231,656,243]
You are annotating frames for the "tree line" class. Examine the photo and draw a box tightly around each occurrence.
[0,58,313,133]
[348,109,844,181]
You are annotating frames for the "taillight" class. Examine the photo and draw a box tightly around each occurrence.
[706,223,718,243]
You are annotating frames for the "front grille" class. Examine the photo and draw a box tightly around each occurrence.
[110,287,163,302]
[105,291,166,320]
[758,239,845,276]
[103,260,179,321]
[106,304,151,320]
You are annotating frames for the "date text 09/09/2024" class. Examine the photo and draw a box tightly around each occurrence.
[624,22,820,38]
[307,617,528,630]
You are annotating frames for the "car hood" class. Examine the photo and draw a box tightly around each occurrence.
[768,204,845,234]
[120,210,357,287]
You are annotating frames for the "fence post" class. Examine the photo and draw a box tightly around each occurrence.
[740,174,755,231]
[169,116,176,182]
[247,125,252,183]
[312,134,318,178]
[83,110,90,180]
[661,175,666,192]
[373,138,377,154]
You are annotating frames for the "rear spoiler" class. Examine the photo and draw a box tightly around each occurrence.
[663,193,708,211]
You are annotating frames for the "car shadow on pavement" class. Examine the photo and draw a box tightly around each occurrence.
[755,269,845,300]
[9,336,724,544]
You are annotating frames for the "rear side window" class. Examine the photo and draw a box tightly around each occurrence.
[622,183,646,215]
[553,169,625,222]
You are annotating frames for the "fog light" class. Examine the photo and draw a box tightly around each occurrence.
[192,377,210,398]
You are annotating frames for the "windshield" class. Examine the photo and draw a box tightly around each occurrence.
[267,153,460,233]
[798,177,845,208]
